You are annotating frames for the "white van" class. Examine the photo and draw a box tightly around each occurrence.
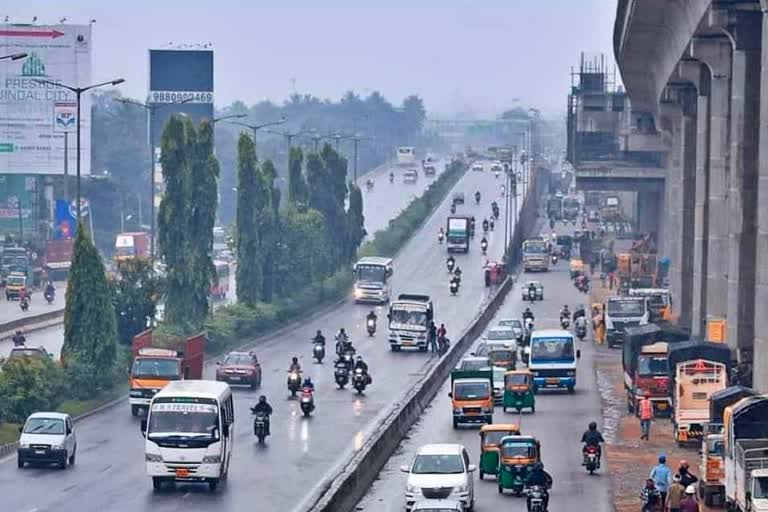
[17,412,77,470]
[142,380,234,492]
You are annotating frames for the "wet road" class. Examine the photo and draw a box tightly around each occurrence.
[0,281,67,324]
[356,220,613,512]
[0,160,525,512]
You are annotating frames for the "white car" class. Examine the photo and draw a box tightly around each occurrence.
[479,326,518,352]
[491,366,506,404]
[471,164,483,172]
[17,412,77,470]
[402,444,476,511]
[412,499,464,511]
[496,318,524,342]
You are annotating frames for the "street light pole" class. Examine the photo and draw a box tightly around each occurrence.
[228,117,286,153]
[0,53,27,61]
[36,77,125,221]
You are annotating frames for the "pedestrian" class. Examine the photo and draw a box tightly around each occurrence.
[679,485,699,512]
[427,321,438,353]
[639,391,654,440]
[667,474,685,512]
[608,270,615,290]
[651,454,673,510]
[678,460,698,488]
[640,478,661,512]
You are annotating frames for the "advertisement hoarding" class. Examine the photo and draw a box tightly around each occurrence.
[148,49,214,146]
[0,24,92,175]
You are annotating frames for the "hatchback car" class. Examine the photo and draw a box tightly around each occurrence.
[17,412,76,470]
[411,499,464,511]
[479,326,518,351]
[402,444,476,511]
[496,318,524,343]
[456,356,490,372]
[215,351,262,389]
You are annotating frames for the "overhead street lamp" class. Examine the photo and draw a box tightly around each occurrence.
[117,97,193,262]
[228,116,286,151]
[212,113,246,125]
[0,53,27,61]
[266,128,308,174]
[34,77,125,220]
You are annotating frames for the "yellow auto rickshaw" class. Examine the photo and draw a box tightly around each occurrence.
[488,347,517,370]
[502,369,535,413]
[569,258,585,279]
[478,423,521,480]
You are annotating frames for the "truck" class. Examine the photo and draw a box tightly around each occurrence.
[129,329,205,416]
[547,195,563,220]
[1,246,30,280]
[115,232,150,263]
[602,194,621,220]
[44,239,74,281]
[700,386,759,506]
[563,196,580,220]
[397,146,416,166]
[724,396,768,512]
[668,341,730,446]
[522,239,549,272]
[449,369,494,428]
[605,296,649,348]
[446,216,470,253]
[622,324,689,416]
[388,294,433,352]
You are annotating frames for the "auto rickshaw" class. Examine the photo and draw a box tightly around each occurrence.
[488,347,516,371]
[497,435,541,496]
[569,258,585,279]
[484,261,506,287]
[478,423,521,480]
[502,370,535,413]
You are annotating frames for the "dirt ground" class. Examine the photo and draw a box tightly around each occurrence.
[589,279,717,512]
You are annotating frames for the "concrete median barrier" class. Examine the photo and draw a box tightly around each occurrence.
[0,308,65,341]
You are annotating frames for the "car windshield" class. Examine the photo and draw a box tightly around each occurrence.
[489,351,514,363]
[638,356,667,376]
[608,300,645,315]
[459,359,489,372]
[390,308,428,327]
[487,329,514,340]
[412,454,465,474]
[223,354,253,366]
[647,294,668,307]
[7,276,24,286]
[23,417,65,435]
[754,477,768,499]
[356,264,386,283]
[501,442,536,458]
[115,246,136,257]
[530,337,575,362]
[499,319,522,330]
[148,402,219,437]
[454,382,490,400]
[132,358,181,379]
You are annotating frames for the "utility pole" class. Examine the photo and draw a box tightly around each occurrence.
[267,128,307,176]
[228,116,286,153]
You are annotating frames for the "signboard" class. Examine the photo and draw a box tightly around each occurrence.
[148,49,213,145]
[53,101,77,132]
[0,24,92,175]
[707,318,726,344]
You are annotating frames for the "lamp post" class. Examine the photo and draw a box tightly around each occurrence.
[212,113,246,125]
[266,128,308,174]
[35,77,125,220]
[0,53,27,61]
[228,116,286,152]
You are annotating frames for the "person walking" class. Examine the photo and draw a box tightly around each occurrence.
[678,460,698,488]
[651,454,673,510]
[640,478,661,512]
[639,391,654,440]
[679,485,700,512]
[427,321,438,353]
[666,474,685,512]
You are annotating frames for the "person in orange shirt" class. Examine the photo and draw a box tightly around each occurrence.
[639,391,654,440]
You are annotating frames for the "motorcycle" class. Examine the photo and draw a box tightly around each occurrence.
[494,171,500,179]
[576,323,587,340]
[437,336,450,355]
[560,317,571,330]
[287,371,302,397]
[482,223,489,234]
[527,287,537,303]
[525,485,547,512]
[313,342,325,363]
[492,208,500,220]
[584,445,600,474]
[353,368,368,394]
[489,219,495,231]
[480,240,488,255]
[300,389,315,417]
[253,412,269,443]
[551,254,558,265]
[475,194,481,205]
[438,231,444,244]
[447,259,455,273]
[389,173,394,183]
[450,204,456,215]
[366,181,374,191]
[450,279,459,296]
[367,317,376,336]
[334,361,350,389]
[19,297,29,312]
[44,290,54,304]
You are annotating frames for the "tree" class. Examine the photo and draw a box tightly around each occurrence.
[402,94,427,136]
[235,133,267,305]
[0,357,65,423]
[62,224,118,374]
[111,258,164,345]
[260,159,280,302]
[347,184,366,260]
[288,146,307,208]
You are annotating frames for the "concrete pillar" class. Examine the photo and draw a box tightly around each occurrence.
[692,71,711,338]
[726,12,761,355]
[636,188,662,238]
[679,90,698,331]
[690,37,732,337]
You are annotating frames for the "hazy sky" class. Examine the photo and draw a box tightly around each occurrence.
[4,1,617,117]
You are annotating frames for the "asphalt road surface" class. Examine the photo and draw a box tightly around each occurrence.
[356,220,613,512]
[0,160,525,512]
[0,281,67,324]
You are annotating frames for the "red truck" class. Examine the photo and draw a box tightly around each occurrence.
[128,329,205,416]
[623,324,690,416]
[44,239,74,281]
[114,232,149,263]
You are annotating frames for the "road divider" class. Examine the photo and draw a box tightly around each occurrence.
[0,308,64,341]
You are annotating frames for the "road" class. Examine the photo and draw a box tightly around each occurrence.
[0,159,444,360]
[356,220,613,512]
[0,281,67,324]
[0,161,524,512]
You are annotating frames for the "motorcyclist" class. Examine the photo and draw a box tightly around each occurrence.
[527,282,537,300]
[11,329,25,347]
[581,421,605,465]
[446,255,455,270]
[450,203,456,214]
[301,377,315,392]
[575,314,588,334]
[44,281,55,298]
[289,356,302,373]
[313,330,326,346]
[336,328,354,356]
[438,227,445,240]
[353,355,369,374]
[367,310,377,325]
[475,190,481,203]
[524,461,552,510]
[522,308,535,323]
[480,236,488,252]
[482,218,490,232]
[489,218,495,230]
[250,395,273,435]
[560,305,571,322]
[389,171,394,182]
[453,266,462,280]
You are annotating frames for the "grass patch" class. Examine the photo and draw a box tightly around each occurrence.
[0,422,20,445]
[56,382,129,418]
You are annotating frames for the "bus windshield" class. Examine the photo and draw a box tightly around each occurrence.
[390,308,428,327]
[523,242,548,255]
[530,337,575,362]
[356,264,386,283]
[148,402,219,439]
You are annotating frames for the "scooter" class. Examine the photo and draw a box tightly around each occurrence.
[560,317,570,330]
[489,219,495,231]
[44,290,54,304]
[437,336,450,355]
[313,342,325,363]
[480,240,488,255]
[450,279,459,296]
[438,231,444,244]
[253,412,269,443]
[551,254,558,265]
[334,360,350,389]
[584,445,600,474]
[446,259,455,273]
[366,317,376,337]
[525,485,547,512]
[299,389,315,417]
[19,297,29,312]
[450,204,456,215]
[287,371,302,397]
[527,287,537,303]
[576,323,587,340]
[353,368,368,395]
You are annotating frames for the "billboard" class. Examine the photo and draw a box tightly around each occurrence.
[148,49,214,146]
[0,24,92,175]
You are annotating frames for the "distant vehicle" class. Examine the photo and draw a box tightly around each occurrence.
[142,380,233,492]
[354,256,394,304]
[490,366,506,404]
[490,162,503,174]
[472,163,484,172]
[1,246,30,279]
[450,369,493,428]
[216,351,262,389]
[522,239,549,272]
[114,232,149,263]
[496,318,524,343]
[605,297,649,348]
[479,326,518,351]
[17,412,76,470]
[388,294,433,352]
[423,164,437,176]
[397,146,416,166]
[456,356,492,372]
[587,209,600,222]
[8,346,50,360]
[5,272,27,300]
[521,280,544,301]
[213,226,228,258]
[452,192,465,205]
[401,444,476,511]
[446,216,470,253]
[563,196,580,219]
[45,239,74,281]
[404,169,418,183]
[547,196,563,220]
[527,328,579,393]
[211,260,230,301]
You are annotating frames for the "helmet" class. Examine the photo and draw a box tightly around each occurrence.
[658,454,666,464]
[525,307,531,313]
[685,485,695,495]
[259,395,267,403]
[533,462,544,471]
[316,329,322,336]
[588,422,597,430]
[356,355,363,361]
[292,356,298,364]
[340,328,346,334]
[304,377,312,385]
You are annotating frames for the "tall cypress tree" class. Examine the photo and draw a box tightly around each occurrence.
[347,184,366,260]
[235,133,261,305]
[287,146,307,208]
[260,159,280,302]
[62,224,118,372]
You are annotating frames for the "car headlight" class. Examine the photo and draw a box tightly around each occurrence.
[145,453,163,462]
[454,484,467,493]
[50,444,64,450]
[19,442,30,449]
[406,483,418,493]
[202,455,221,463]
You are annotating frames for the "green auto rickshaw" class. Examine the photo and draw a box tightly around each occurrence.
[497,435,541,496]
[502,369,535,413]
[478,423,521,480]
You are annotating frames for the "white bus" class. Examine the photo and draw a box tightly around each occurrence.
[354,256,394,303]
[142,380,234,492]
[397,146,416,166]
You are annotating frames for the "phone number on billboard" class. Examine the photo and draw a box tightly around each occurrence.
[150,91,213,104]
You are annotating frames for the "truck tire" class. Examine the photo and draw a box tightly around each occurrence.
[452,418,459,429]
[131,405,140,417]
